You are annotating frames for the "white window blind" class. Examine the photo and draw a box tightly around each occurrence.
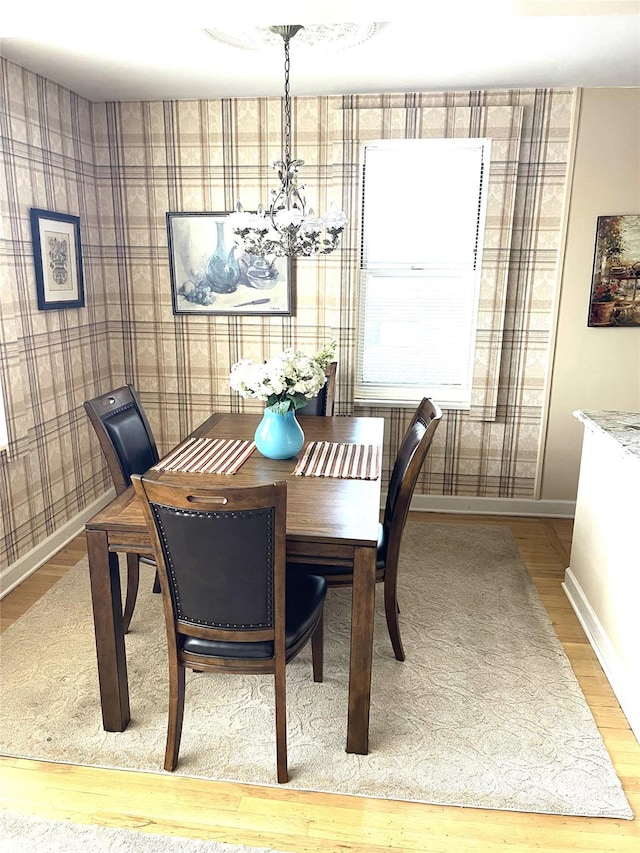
[356,138,490,407]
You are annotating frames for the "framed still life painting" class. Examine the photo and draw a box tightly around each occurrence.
[30,208,85,310]
[588,214,640,327]
[167,211,294,316]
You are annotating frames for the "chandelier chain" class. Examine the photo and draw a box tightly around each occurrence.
[283,35,292,165]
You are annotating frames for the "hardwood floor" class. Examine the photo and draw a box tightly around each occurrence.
[1,513,639,852]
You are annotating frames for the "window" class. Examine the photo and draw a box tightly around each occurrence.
[356,138,490,408]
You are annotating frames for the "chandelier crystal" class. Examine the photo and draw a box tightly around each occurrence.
[229,25,347,258]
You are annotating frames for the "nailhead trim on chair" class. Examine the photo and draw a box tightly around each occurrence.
[151,503,275,629]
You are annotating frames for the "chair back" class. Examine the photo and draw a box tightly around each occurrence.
[84,385,159,495]
[382,398,442,566]
[131,478,287,654]
[297,361,337,417]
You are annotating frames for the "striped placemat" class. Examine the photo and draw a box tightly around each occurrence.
[152,437,256,475]
[293,441,381,480]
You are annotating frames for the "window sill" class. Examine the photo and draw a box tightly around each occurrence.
[354,397,465,411]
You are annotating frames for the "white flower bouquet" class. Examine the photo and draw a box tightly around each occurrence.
[230,340,336,414]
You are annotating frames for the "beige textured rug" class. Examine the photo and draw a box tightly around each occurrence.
[0,523,632,819]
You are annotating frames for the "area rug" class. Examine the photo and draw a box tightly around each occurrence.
[0,809,281,853]
[0,523,632,819]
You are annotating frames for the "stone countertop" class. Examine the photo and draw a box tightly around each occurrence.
[574,410,640,462]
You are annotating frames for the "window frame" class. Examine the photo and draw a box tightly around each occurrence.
[355,137,491,409]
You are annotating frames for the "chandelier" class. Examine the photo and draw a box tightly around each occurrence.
[229,25,347,258]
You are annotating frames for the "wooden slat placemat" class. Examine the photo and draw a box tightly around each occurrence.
[152,437,256,475]
[293,441,381,480]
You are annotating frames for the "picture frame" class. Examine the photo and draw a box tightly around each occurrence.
[30,208,85,310]
[588,214,640,327]
[166,211,294,316]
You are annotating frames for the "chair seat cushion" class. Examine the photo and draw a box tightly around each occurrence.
[286,523,386,577]
[181,573,326,661]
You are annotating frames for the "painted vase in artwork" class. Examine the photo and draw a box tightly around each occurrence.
[589,301,616,326]
[206,221,240,293]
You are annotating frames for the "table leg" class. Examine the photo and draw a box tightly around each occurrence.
[346,545,376,754]
[86,528,130,731]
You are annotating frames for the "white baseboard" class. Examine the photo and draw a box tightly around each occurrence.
[1,489,116,598]
[409,494,575,518]
[563,567,640,744]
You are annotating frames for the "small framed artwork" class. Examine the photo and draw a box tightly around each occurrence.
[30,208,85,310]
[588,214,640,327]
[167,211,294,316]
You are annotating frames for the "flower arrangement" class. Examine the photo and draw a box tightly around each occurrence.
[592,281,620,302]
[230,340,336,414]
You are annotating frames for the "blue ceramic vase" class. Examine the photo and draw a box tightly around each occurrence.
[254,407,304,460]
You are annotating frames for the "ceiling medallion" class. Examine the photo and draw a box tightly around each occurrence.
[205,23,379,54]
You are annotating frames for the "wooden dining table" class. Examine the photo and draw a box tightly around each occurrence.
[85,411,384,755]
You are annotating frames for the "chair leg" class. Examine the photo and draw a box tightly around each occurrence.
[122,553,140,634]
[164,661,186,772]
[274,659,288,784]
[152,570,161,593]
[384,580,405,662]
[311,613,324,683]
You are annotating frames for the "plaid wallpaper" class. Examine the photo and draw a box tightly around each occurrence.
[0,56,576,569]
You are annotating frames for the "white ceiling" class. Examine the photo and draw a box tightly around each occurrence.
[1,1,639,102]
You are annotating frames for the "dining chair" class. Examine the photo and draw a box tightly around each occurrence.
[297,361,337,416]
[131,477,327,783]
[289,397,442,662]
[83,384,160,633]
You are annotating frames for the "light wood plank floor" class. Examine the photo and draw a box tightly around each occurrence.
[1,513,638,852]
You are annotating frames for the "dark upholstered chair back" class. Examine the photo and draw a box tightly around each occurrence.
[297,361,337,417]
[84,385,159,495]
[151,497,277,634]
[382,398,442,562]
[133,478,289,657]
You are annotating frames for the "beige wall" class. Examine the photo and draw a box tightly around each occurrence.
[541,89,640,502]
